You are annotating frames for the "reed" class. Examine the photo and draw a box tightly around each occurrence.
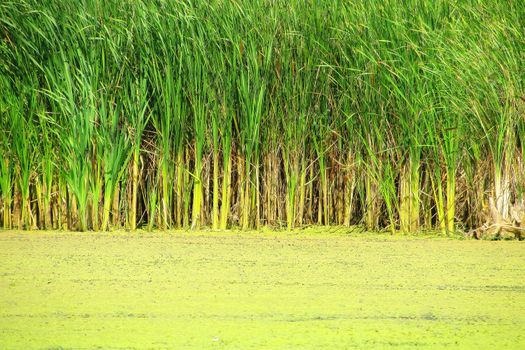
[0,0,523,233]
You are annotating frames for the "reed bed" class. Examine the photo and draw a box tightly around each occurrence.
[0,0,523,233]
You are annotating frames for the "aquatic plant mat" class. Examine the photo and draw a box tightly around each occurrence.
[0,231,523,349]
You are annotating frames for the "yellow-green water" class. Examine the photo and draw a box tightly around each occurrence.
[0,230,523,349]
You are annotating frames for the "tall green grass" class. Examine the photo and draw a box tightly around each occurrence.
[0,0,523,233]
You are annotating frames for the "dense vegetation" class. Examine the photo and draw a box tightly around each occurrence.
[0,0,523,232]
